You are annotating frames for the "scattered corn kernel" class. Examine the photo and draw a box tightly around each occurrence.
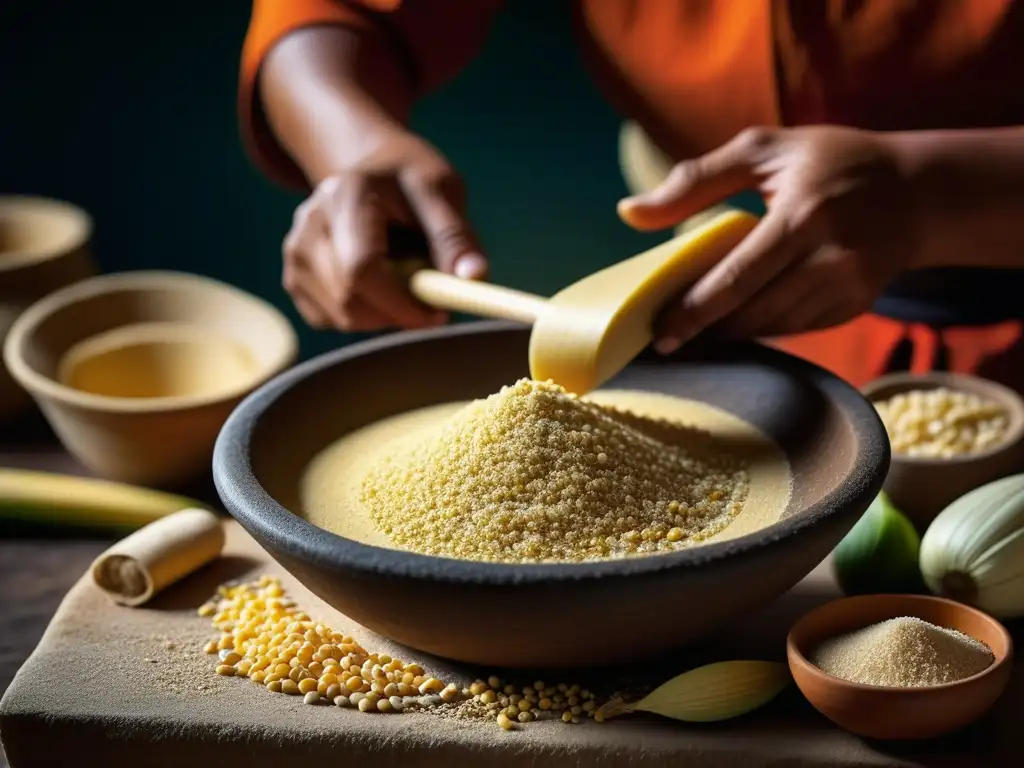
[440,684,461,703]
[418,678,444,695]
[198,575,622,728]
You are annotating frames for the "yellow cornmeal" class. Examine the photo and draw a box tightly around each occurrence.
[363,380,747,561]
[301,383,792,563]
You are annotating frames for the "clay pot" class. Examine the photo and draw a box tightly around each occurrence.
[788,593,1013,740]
[0,196,96,421]
[3,271,298,488]
[862,372,1024,531]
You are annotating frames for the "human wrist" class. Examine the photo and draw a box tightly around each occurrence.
[881,131,952,271]
[884,127,1024,270]
[260,25,416,185]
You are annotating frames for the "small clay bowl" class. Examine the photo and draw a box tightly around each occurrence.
[3,271,297,488]
[861,372,1024,530]
[0,196,96,421]
[787,594,1013,740]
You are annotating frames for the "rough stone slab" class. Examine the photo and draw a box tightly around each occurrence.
[2,522,1020,767]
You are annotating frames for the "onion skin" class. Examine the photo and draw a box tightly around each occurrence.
[920,473,1024,618]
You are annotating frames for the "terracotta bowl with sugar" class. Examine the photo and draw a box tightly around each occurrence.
[862,372,1024,530]
[0,196,97,421]
[788,593,1013,740]
[213,322,890,668]
[3,271,298,488]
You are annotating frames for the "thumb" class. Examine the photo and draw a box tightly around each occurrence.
[400,165,489,280]
[617,128,769,231]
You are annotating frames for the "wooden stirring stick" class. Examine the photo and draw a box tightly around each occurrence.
[405,209,758,394]
[409,270,548,325]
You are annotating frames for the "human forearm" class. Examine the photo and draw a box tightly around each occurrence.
[890,127,1024,270]
[259,25,415,185]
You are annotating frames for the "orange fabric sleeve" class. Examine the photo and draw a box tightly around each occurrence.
[239,0,502,189]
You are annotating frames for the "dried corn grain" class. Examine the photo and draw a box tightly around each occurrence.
[199,575,622,730]
[874,388,1009,457]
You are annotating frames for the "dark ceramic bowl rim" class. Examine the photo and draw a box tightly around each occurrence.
[861,371,1024,467]
[786,593,1014,694]
[213,320,889,586]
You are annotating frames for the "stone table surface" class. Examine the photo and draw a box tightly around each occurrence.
[2,411,1021,768]
[0,410,217,768]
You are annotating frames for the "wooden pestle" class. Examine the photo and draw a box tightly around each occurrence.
[406,209,759,394]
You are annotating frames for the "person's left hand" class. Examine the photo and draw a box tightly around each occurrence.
[617,126,924,354]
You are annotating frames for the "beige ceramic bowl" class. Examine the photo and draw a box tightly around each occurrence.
[0,196,96,421]
[3,270,298,488]
[862,372,1024,530]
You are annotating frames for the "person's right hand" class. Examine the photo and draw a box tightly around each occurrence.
[282,130,488,332]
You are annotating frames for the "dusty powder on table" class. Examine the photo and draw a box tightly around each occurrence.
[360,378,748,562]
[811,616,994,687]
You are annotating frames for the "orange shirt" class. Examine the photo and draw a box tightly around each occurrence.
[239,0,1022,189]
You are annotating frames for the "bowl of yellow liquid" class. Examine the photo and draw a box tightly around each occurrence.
[3,271,297,487]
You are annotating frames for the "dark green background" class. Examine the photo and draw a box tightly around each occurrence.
[1,0,671,360]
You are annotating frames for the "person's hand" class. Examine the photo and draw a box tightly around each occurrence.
[282,129,488,332]
[617,126,923,353]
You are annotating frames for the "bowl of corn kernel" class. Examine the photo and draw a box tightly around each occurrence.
[863,372,1024,530]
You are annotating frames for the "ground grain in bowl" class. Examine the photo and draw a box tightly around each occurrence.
[874,387,1009,458]
[360,378,749,562]
[811,616,994,687]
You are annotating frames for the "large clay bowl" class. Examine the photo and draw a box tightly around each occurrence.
[213,322,889,668]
